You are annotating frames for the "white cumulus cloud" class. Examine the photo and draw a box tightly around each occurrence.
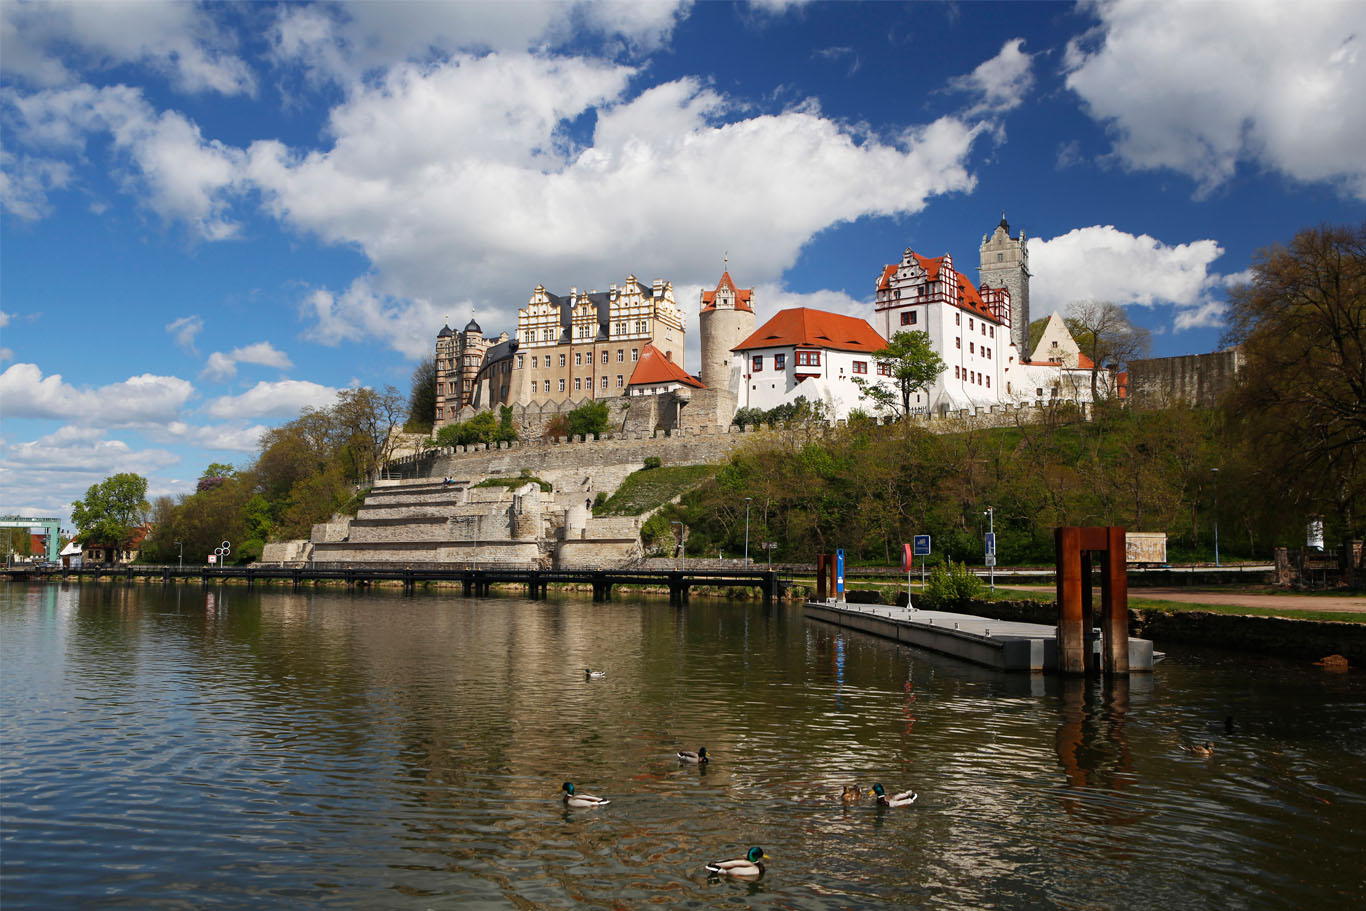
[200,341,294,382]
[246,53,983,359]
[1029,225,1234,332]
[1066,0,1366,198]
[0,0,254,95]
[204,380,341,420]
[0,363,195,425]
[949,38,1034,116]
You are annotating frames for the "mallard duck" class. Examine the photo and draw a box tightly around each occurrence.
[1183,741,1215,758]
[677,747,709,764]
[585,668,606,679]
[705,846,767,879]
[840,784,863,802]
[872,783,917,807]
[561,781,610,807]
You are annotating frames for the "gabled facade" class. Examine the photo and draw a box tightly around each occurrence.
[873,247,1017,413]
[459,275,686,414]
[732,307,896,420]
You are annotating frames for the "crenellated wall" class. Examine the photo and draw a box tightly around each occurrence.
[1127,348,1245,409]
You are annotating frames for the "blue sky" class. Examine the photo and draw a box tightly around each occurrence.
[2,0,1364,528]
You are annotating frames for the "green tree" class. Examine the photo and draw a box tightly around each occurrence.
[197,462,237,492]
[71,473,149,558]
[405,357,437,433]
[1223,222,1365,577]
[567,400,610,437]
[853,330,945,417]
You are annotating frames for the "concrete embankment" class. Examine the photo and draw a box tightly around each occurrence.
[852,593,1365,665]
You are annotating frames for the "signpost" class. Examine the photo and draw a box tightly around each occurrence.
[913,535,931,587]
[984,507,995,591]
[213,540,231,570]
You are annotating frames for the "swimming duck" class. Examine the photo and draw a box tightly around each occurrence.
[561,781,610,808]
[585,668,606,679]
[840,784,863,802]
[1183,741,1215,758]
[705,846,767,879]
[677,747,709,764]
[872,783,917,807]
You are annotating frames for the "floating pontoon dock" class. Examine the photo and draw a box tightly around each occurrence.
[805,600,1158,673]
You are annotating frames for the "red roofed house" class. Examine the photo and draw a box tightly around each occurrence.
[627,343,706,397]
[732,307,898,420]
[1022,311,1119,402]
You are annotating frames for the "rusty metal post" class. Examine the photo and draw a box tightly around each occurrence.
[816,554,828,602]
[1056,527,1085,674]
[1101,526,1130,675]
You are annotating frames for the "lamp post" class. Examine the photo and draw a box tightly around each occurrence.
[174,540,183,570]
[1211,468,1220,567]
[671,521,684,572]
[743,497,752,569]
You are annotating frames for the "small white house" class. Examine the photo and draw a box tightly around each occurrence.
[732,308,897,420]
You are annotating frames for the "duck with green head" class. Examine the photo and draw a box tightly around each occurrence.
[561,781,610,808]
[677,747,709,764]
[705,846,767,879]
[872,783,917,807]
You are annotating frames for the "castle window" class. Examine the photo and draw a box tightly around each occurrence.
[545,355,551,368]
[753,355,763,372]
[990,327,995,338]
[558,379,565,392]
[982,324,987,336]
[969,318,974,330]
[900,311,916,326]
[617,375,624,388]
[956,337,961,349]
[955,312,961,326]
[955,366,960,379]
[517,355,524,368]
[986,376,991,388]
[878,363,892,376]
[575,377,582,391]
[998,253,1004,262]
[617,349,624,362]
[796,351,821,367]
[544,380,551,393]
[853,361,867,374]
[601,376,608,389]
[602,351,609,364]
[559,354,566,367]
[774,353,786,369]
[631,348,639,361]
[970,342,975,355]
[575,352,582,366]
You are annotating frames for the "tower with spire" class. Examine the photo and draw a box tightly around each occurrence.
[979,213,1031,359]
[698,263,755,394]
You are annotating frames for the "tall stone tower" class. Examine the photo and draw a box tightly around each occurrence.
[699,270,755,392]
[434,317,492,427]
[979,214,1031,359]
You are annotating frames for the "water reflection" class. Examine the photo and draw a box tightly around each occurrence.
[1053,676,1144,825]
[1,584,1364,910]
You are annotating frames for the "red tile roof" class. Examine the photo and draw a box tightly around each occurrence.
[878,251,999,324]
[733,307,886,353]
[627,343,705,389]
[700,271,754,312]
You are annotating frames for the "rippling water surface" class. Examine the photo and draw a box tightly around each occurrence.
[2,583,1364,909]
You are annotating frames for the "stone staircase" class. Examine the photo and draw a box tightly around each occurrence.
[305,478,544,566]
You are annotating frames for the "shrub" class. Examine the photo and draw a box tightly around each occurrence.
[643,456,662,470]
[567,400,610,438]
[922,561,984,610]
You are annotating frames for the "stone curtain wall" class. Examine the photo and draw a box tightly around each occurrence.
[1127,348,1245,409]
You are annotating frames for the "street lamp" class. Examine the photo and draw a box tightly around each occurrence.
[983,506,995,591]
[671,521,685,572]
[743,497,752,569]
[1211,468,1220,567]
[174,540,183,570]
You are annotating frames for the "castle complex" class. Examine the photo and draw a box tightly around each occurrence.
[432,215,1122,432]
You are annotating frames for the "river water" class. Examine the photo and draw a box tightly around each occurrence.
[2,582,1363,909]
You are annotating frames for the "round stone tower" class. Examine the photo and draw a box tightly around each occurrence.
[698,270,755,393]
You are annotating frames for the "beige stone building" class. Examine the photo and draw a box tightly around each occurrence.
[438,275,685,426]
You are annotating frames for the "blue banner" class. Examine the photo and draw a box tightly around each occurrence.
[836,549,845,594]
